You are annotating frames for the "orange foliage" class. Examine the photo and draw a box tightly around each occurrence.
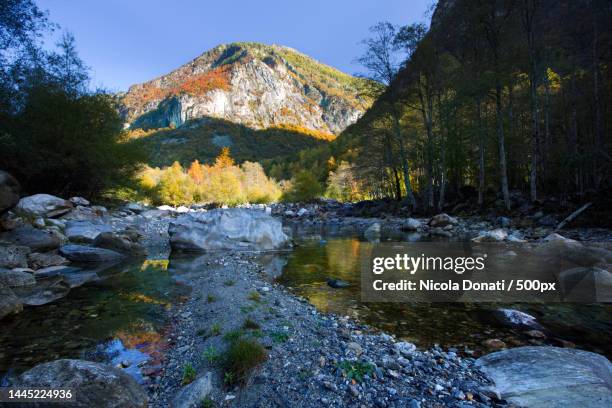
[176,66,231,96]
[215,147,235,168]
[187,160,205,184]
[270,123,336,141]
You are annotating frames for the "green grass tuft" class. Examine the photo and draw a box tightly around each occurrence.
[182,363,197,385]
[222,338,267,385]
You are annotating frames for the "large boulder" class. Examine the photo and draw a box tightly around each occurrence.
[0,171,20,213]
[169,208,290,252]
[16,359,148,408]
[0,245,30,268]
[171,372,213,408]
[0,283,23,319]
[476,346,612,408]
[15,194,73,218]
[0,268,35,287]
[0,226,61,251]
[537,233,612,266]
[59,244,126,263]
[65,220,113,243]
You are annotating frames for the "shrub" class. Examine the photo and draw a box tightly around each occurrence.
[243,318,260,330]
[336,360,374,383]
[247,291,261,302]
[210,323,222,336]
[202,345,220,364]
[222,338,267,385]
[283,170,323,202]
[182,363,196,385]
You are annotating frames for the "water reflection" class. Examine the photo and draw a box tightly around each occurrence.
[277,237,612,357]
[0,259,189,377]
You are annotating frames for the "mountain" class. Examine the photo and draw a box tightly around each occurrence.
[119,42,373,137]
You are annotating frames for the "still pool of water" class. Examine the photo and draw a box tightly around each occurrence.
[0,260,190,380]
[276,235,612,358]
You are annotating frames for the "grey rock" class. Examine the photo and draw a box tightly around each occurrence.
[0,226,61,251]
[14,275,71,305]
[0,283,22,319]
[27,252,69,269]
[395,341,417,356]
[476,346,612,408]
[0,268,35,287]
[327,278,350,289]
[0,245,30,268]
[169,208,290,252]
[126,202,145,213]
[556,266,612,302]
[471,228,508,242]
[93,231,146,255]
[171,372,212,408]
[0,171,20,213]
[401,218,421,231]
[60,244,126,263]
[65,220,113,243]
[16,359,147,408]
[69,196,90,206]
[364,222,381,241]
[15,194,73,218]
[494,308,543,330]
[429,213,458,227]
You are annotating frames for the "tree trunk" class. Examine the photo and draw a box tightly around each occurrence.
[476,98,486,207]
[496,81,511,210]
[391,105,417,210]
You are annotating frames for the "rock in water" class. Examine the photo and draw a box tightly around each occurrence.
[0,171,20,213]
[471,228,508,242]
[0,283,22,319]
[169,208,290,251]
[16,359,147,408]
[27,252,69,269]
[364,222,381,241]
[59,244,126,263]
[15,194,73,218]
[401,218,421,231]
[93,231,146,255]
[171,372,213,408]
[0,226,61,251]
[476,346,612,408]
[429,213,458,228]
[327,278,350,288]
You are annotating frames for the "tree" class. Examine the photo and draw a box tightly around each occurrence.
[357,22,417,209]
[215,147,235,168]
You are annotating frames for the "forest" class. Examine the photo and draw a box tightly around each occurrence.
[325,0,611,212]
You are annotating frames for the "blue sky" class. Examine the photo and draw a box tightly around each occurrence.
[38,0,432,92]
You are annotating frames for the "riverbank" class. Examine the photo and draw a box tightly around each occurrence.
[148,251,499,407]
[1,195,611,407]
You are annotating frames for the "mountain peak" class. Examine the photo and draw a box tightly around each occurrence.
[119,42,373,134]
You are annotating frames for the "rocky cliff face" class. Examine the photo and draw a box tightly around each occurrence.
[119,43,372,135]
